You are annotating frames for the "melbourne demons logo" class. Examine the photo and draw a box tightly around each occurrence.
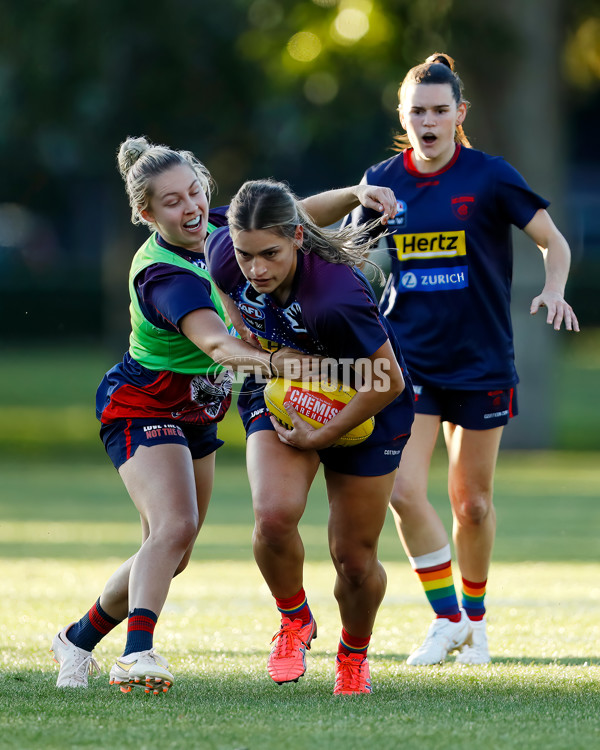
[451,195,476,221]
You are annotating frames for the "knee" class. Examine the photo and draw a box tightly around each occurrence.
[452,492,492,526]
[156,515,199,554]
[331,545,375,588]
[254,502,299,546]
[389,481,419,518]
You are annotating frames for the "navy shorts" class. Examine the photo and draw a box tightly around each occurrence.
[237,378,410,477]
[413,383,518,430]
[99,418,224,470]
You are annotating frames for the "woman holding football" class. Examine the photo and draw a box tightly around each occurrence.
[51,136,399,694]
[344,52,579,666]
[206,179,415,695]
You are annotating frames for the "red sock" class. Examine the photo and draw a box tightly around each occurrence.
[338,627,370,657]
[275,588,312,626]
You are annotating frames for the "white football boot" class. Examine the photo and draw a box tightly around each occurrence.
[109,649,174,694]
[406,610,472,665]
[51,624,100,688]
[456,619,491,664]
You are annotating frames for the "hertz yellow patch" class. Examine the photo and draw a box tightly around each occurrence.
[394,231,466,261]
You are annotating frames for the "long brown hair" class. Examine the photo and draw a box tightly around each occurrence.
[393,52,471,152]
[227,179,385,282]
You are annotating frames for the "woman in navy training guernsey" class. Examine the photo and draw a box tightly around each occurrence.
[205,179,415,695]
[51,136,398,694]
[345,53,579,666]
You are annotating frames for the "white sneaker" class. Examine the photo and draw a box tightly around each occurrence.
[455,619,491,664]
[406,611,472,666]
[109,648,174,694]
[51,623,100,688]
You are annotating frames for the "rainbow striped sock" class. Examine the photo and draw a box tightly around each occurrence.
[67,597,122,652]
[275,588,312,626]
[338,627,370,657]
[123,608,158,656]
[408,545,461,621]
[461,577,487,620]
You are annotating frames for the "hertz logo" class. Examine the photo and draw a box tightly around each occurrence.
[394,231,466,261]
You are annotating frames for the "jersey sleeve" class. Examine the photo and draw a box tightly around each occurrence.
[135,264,216,332]
[204,225,241,293]
[208,206,229,228]
[493,158,550,229]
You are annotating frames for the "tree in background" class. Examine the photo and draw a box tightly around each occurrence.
[0,0,598,444]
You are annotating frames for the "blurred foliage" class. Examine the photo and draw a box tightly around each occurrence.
[0,0,598,340]
[1,0,598,204]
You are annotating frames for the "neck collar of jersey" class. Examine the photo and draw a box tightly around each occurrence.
[404,143,461,177]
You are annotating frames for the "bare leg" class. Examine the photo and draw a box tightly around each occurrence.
[98,449,216,620]
[246,430,319,597]
[326,468,396,637]
[388,414,448,556]
[443,424,503,582]
[116,444,214,615]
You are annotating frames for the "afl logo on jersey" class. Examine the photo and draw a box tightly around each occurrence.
[239,302,265,321]
[451,195,476,221]
[401,272,418,289]
[387,200,407,227]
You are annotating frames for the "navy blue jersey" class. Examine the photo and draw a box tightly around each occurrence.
[344,146,549,389]
[205,225,414,445]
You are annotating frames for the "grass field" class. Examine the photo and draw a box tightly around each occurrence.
[0,342,599,748]
[1,452,600,749]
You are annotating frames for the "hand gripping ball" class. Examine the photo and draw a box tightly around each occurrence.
[264,377,374,447]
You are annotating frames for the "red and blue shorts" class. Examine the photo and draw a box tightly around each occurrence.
[99,418,224,470]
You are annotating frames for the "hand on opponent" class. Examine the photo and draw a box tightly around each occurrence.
[354,185,398,225]
[269,348,323,381]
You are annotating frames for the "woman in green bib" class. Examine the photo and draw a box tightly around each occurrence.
[51,135,398,694]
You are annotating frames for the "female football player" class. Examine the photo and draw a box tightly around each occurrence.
[205,179,415,695]
[344,53,579,666]
[51,136,399,694]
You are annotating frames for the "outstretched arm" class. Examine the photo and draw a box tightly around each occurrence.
[523,209,580,332]
[300,184,397,227]
[181,307,321,378]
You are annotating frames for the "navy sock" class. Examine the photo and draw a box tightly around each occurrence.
[123,608,158,656]
[67,598,122,652]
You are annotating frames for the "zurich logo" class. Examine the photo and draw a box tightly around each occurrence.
[401,272,417,289]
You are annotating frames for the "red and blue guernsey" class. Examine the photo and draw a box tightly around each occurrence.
[96,208,234,426]
[344,145,550,389]
[204,225,414,446]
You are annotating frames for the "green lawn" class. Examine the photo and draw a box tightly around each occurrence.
[1,452,600,749]
[1,343,599,748]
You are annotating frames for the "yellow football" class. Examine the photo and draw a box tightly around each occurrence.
[263,377,374,447]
